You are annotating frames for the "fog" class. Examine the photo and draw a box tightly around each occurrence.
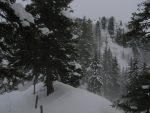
[71,0,143,22]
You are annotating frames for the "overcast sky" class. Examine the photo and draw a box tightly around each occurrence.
[70,0,143,22]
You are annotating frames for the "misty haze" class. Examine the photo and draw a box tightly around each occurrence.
[0,0,150,113]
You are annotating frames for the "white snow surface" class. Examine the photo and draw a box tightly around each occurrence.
[10,3,34,26]
[0,81,120,113]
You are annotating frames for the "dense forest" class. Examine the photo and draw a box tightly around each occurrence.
[0,0,150,113]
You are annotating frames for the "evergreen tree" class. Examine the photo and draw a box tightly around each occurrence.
[26,0,82,95]
[101,47,113,97]
[110,56,120,100]
[0,0,81,95]
[101,47,120,100]
[116,60,150,113]
[108,16,115,37]
[119,67,128,96]
[115,21,126,46]
[128,58,140,81]
[0,0,35,93]
[87,52,102,95]
[125,0,150,49]
[95,20,102,57]
[101,16,107,29]
[77,17,94,78]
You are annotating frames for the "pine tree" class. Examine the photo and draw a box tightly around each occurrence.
[26,0,82,95]
[101,16,107,29]
[101,47,113,97]
[116,60,150,113]
[0,0,81,95]
[77,17,94,78]
[110,56,120,100]
[0,0,35,93]
[126,0,150,49]
[115,21,125,46]
[108,16,115,37]
[119,67,128,96]
[87,52,102,95]
[101,47,121,100]
[95,20,102,57]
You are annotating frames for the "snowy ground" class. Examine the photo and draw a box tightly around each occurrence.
[0,81,120,113]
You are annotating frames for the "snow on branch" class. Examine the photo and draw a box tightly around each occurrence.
[69,61,82,70]
[39,27,53,36]
[10,3,34,27]
[0,1,34,27]
[61,8,73,19]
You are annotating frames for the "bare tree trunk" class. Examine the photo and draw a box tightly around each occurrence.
[33,75,37,94]
[46,69,54,96]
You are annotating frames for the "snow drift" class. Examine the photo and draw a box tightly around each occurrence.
[0,81,120,113]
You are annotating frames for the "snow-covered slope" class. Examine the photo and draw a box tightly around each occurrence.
[0,81,120,113]
[101,30,133,69]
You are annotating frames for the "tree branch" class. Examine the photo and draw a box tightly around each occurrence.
[0,13,9,21]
